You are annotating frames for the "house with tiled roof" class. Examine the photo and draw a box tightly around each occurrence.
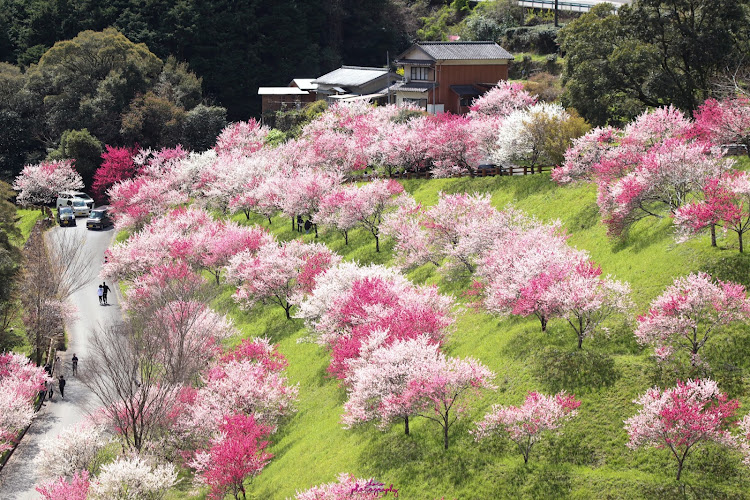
[392,41,514,114]
[312,66,398,104]
[257,79,319,114]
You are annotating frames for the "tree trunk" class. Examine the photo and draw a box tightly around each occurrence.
[268,216,272,225]
[344,230,348,245]
[676,458,684,481]
[243,209,250,220]
[539,315,548,332]
[214,271,221,285]
[375,234,380,253]
[284,304,291,320]
[711,224,716,247]
[578,334,584,349]
[443,422,449,450]
[404,416,409,435]
[739,232,744,253]
[291,216,295,231]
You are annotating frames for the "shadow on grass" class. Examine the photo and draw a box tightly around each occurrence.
[567,201,601,233]
[611,218,674,254]
[533,347,620,395]
[702,252,750,288]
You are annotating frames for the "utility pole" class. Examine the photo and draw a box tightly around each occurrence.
[554,0,559,27]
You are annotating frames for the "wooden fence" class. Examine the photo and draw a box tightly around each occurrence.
[387,164,553,180]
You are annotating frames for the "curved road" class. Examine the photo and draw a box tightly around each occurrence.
[0,219,120,499]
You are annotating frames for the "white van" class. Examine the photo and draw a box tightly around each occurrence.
[56,191,94,216]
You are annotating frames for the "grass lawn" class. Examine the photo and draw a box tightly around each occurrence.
[191,171,750,499]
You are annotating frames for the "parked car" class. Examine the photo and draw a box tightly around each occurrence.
[86,206,113,230]
[56,206,76,227]
[56,191,94,212]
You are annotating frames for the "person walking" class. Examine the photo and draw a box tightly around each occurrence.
[97,284,103,305]
[58,375,66,399]
[47,379,54,400]
[54,356,62,377]
[102,282,111,305]
[297,215,303,232]
[71,354,78,376]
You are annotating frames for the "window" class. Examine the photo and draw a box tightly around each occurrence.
[402,98,427,109]
[410,66,430,81]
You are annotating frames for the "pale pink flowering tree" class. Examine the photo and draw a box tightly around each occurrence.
[551,126,622,185]
[674,171,750,252]
[382,348,495,449]
[624,378,739,480]
[315,179,403,252]
[342,335,444,435]
[383,192,527,275]
[226,239,340,319]
[634,273,750,367]
[295,473,394,500]
[277,169,343,234]
[36,471,90,500]
[228,175,280,224]
[190,413,273,500]
[0,352,50,453]
[316,188,361,245]
[473,391,581,463]
[623,105,695,147]
[420,113,482,177]
[89,455,179,499]
[35,420,111,479]
[214,119,269,156]
[475,222,582,332]
[13,159,84,207]
[737,414,750,466]
[469,80,538,118]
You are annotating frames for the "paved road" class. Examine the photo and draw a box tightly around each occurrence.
[0,219,119,499]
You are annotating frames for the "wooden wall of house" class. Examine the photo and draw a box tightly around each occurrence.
[427,64,508,114]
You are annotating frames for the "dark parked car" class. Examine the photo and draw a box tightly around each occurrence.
[86,206,113,230]
[56,206,76,227]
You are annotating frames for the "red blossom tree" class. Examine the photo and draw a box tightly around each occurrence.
[624,378,739,480]
[92,145,139,203]
[191,413,273,500]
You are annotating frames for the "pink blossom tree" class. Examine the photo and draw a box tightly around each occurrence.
[738,414,750,466]
[277,169,343,234]
[0,352,50,453]
[674,171,750,252]
[420,113,482,177]
[214,119,269,156]
[624,378,739,480]
[473,391,581,463]
[469,80,538,118]
[634,273,750,367]
[226,239,340,319]
[342,335,445,435]
[383,348,495,449]
[551,127,622,185]
[190,413,273,500]
[36,471,90,500]
[12,159,84,208]
[107,175,188,231]
[693,97,750,154]
[295,473,395,500]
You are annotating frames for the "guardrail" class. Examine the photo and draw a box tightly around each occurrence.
[515,0,625,12]
[386,164,553,180]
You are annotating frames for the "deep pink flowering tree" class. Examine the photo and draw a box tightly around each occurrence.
[107,175,188,231]
[674,171,750,252]
[597,138,730,236]
[624,378,739,480]
[634,273,750,367]
[421,113,482,177]
[12,159,84,207]
[92,145,139,203]
[694,97,750,153]
[473,391,581,463]
[295,473,394,500]
[551,127,622,185]
[35,470,90,500]
[190,414,273,500]
[214,119,269,156]
[296,262,454,380]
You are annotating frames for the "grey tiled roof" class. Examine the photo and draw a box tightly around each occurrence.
[413,42,513,61]
[313,66,390,87]
[388,81,434,93]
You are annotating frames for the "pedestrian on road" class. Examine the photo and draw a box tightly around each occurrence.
[102,282,111,305]
[54,356,62,376]
[43,362,51,376]
[72,354,78,376]
[47,380,53,400]
[97,285,103,305]
[58,375,66,399]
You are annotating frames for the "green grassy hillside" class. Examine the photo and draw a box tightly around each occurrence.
[189,173,750,499]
